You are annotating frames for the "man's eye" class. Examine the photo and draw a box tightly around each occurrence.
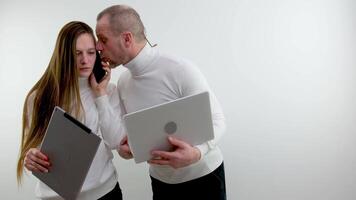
[100,39,107,44]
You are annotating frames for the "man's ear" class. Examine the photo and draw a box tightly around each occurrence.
[121,32,133,48]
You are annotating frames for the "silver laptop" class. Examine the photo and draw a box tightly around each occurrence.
[123,91,214,163]
[33,106,101,200]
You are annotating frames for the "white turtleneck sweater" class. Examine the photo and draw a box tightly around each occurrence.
[118,43,226,184]
[26,78,124,200]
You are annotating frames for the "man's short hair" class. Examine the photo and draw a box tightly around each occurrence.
[97,5,146,42]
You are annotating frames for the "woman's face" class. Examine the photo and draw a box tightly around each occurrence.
[76,33,96,78]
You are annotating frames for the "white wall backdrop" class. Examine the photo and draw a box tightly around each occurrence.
[1,0,355,199]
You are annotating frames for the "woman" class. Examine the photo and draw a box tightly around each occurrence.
[16,21,124,200]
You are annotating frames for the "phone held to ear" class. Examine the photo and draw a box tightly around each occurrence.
[93,51,107,83]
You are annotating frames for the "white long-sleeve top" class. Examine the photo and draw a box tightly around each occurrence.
[26,78,124,200]
[118,43,226,184]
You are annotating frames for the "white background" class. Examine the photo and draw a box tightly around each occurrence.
[1,0,356,199]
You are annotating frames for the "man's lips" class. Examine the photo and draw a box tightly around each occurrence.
[101,57,110,63]
[101,57,112,67]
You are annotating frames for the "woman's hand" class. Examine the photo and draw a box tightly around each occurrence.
[90,61,111,97]
[24,148,51,173]
[118,135,133,159]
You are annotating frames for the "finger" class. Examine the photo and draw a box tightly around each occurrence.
[25,148,48,167]
[151,150,176,160]
[121,144,131,152]
[103,66,111,73]
[119,147,133,159]
[168,136,189,148]
[89,73,98,86]
[148,159,171,166]
[101,69,111,82]
[28,152,50,173]
[32,161,49,173]
[34,150,49,161]
[24,157,32,167]
[25,163,41,173]
[27,150,37,161]
[34,157,51,168]
[29,154,50,169]
[26,148,37,157]
[98,66,110,81]
[29,150,50,165]
[126,151,132,156]
[101,61,110,68]
[25,159,48,173]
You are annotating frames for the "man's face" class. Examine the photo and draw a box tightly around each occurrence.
[96,15,126,68]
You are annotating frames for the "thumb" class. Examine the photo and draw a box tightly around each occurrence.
[120,135,128,145]
[89,73,98,87]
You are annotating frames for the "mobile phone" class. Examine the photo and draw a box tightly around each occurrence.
[93,51,107,83]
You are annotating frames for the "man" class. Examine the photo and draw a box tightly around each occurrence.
[96,5,227,200]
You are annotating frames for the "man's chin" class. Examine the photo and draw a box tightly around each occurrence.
[109,63,120,69]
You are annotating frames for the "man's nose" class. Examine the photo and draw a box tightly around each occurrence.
[96,42,103,51]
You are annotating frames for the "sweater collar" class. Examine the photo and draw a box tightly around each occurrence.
[124,43,156,76]
[78,77,90,89]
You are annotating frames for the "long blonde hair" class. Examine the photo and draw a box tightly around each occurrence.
[16,21,95,183]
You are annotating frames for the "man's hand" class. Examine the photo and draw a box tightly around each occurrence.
[24,148,51,173]
[148,136,201,169]
[118,135,133,159]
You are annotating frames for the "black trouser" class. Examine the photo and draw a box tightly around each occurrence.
[98,182,122,200]
[151,163,226,200]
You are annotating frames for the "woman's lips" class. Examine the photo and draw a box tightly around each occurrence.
[79,67,91,71]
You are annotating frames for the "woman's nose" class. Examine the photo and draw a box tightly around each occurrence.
[81,54,89,64]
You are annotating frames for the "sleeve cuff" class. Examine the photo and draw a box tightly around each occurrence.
[195,143,209,160]
[95,95,110,111]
